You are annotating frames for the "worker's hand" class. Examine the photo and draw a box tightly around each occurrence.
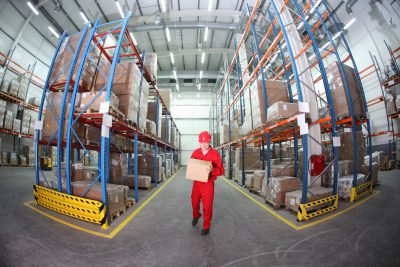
[208,165,213,174]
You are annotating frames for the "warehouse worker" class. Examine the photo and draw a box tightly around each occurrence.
[190,131,224,236]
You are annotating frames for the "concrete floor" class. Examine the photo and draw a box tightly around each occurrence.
[0,167,399,267]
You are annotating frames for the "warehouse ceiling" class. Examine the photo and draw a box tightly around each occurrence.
[12,0,264,92]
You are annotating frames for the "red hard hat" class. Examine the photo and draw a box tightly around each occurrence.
[198,131,211,143]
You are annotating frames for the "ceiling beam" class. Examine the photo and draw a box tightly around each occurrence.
[156,48,234,58]
[128,21,241,33]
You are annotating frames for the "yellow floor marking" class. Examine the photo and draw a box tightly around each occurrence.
[25,168,182,239]
[221,176,380,231]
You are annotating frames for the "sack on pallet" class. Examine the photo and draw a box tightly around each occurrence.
[265,176,300,209]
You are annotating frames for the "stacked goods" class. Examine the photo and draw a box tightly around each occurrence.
[8,79,19,97]
[1,151,9,165]
[250,79,289,129]
[265,176,300,209]
[4,110,13,130]
[1,80,10,92]
[146,120,156,136]
[71,181,128,216]
[144,53,158,81]
[360,163,379,185]
[233,169,254,186]
[12,118,21,133]
[83,125,101,145]
[161,117,170,143]
[386,95,397,115]
[267,102,299,123]
[166,159,172,177]
[0,105,5,128]
[28,97,41,107]
[252,170,265,192]
[16,75,28,100]
[212,132,218,148]
[321,160,353,187]
[220,121,240,144]
[235,147,260,170]
[79,91,119,112]
[17,109,31,134]
[117,175,152,188]
[49,32,102,91]
[137,153,163,182]
[285,187,332,212]
[365,151,385,168]
[147,101,162,137]
[327,62,365,118]
[245,174,255,188]
[159,89,172,111]
[28,118,36,135]
[42,92,85,143]
[109,153,128,183]
[338,131,365,169]
[270,163,295,177]
[59,162,97,182]
[338,173,365,199]
[22,146,35,167]
[20,155,27,166]
[10,153,18,166]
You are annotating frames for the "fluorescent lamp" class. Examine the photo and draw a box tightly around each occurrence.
[173,70,177,80]
[297,22,303,30]
[176,84,180,91]
[115,1,125,19]
[200,70,203,79]
[129,32,138,45]
[198,84,201,90]
[197,92,200,98]
[320,42,329,50]
[170,52,174,64]
[178,93,181,98]
[27,2,39,15]
[310,0,322,14]
[166,27,170,42]
[208,0,213,11]
[343,18,356,30]
[160,0,166,12]
[201,52,205,64]
[80,11,89,24]
[271,53,278,63]
[333,31,341,40]
[204,27,208,42]
[48,26,60,38]
[308,54,316,61]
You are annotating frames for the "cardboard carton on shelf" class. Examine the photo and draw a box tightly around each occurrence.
[265,176,300,209]
[186,158,212,183]
[267,102,299,123]
[12,118,21,133]
[285,187,332,212]
[159,89,172,111]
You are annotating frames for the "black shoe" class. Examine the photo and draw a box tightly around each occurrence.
[192,214,201,226]
[201,228,210,236]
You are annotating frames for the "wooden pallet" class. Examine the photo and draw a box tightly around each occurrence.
[248,187,261,195]
[139,184,154,191]
[265,198,285,210]
[76,106,126,120]
[110,199,135,222]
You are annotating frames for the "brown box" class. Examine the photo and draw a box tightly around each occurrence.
[146,120,156,136]
[271,164,295,177]
[265,176,300,209]
[235,147,260,170]
[79,91,119,111]
[253,170,265,191]
[338,131,365,169]
[267,102,299,123]
[159,89,172,111]
[83,125,101,145]
[327,62,365,118]
[285,187,332,212]
[144,53,157,81]
[186,158,212,182]
[115,175,152,188]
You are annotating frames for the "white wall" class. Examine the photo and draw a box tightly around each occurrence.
[171,91,213,165]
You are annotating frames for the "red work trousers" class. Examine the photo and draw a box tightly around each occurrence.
[191,180,214,230]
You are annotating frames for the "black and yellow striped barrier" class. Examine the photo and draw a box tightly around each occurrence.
[297,194,339,221]
[350,180,373,202]
[33,184,108,229]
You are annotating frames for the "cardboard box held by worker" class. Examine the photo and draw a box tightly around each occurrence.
[185,158,212,182]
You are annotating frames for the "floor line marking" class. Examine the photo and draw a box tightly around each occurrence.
[24,168,182,239]
[221,176,380,231]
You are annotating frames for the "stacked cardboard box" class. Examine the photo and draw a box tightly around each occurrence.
[267,102,299,123]
[17,109,31,134]
[270,163,295,177]
[8,79,19,97]
[59,162,97,182]
[20,155,27,166]
[22,146,35,167]
[235,147,260,170]
[220,121,240,145]
[79,91,119,112]
[1,151,9,165]
[71,181,128,216]
[252,170,265,192]
[161,117,170,143]
[159,89,172,111]
[83,125,101,145]
[12,118,21,133]
[144,53,158,81]
[338,173,365,199]
[16,75,28,100]
[265,176,300,209]
[321,160,353,187]
[49,32,102,91]
[338,131,365,169]
[4,110,13,130]
[10,153,18,165]
[28,97,41,107]
[116,175,152,188]
[109,153,128,183]
[359,162,379,185]
[147,101,162,138]
[327,62,365,118]
[285,187,332,212]
[137,154,163,182]
[0,106,5,128]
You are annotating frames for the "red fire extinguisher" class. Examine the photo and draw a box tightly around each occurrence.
[310,155,325,176]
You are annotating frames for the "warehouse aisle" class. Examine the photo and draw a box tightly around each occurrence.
[1,167,400,266]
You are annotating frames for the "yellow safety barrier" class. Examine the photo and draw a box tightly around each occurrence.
[350,180,373,202]
[33,184,108,229]
[297,194,339,221]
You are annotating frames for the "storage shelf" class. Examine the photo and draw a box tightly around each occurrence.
[0,91,39,112]
[0,128,33,139]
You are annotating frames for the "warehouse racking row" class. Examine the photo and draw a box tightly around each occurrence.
[31,12,181,228]
[210,0,376,221]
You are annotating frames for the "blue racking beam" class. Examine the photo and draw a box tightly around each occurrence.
[56,25,90,192]
[154,95,160,187]
[267,1,310,204]
[225,62,233,180]
[320,1,372,185]
[292,0,340,194]
[164,114,167,177]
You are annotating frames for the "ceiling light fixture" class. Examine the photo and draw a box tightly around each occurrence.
[343,18,356,30]
[170,52,174,64]
[48,26,60,38]
[80,11,89,24]
[160,0,166,12]
[176,84,180,91]
[201,52,205,64]
[208,0,213,12]
[310,0,322,14]
[200,70,203,79]
[204,27,208,42]
[129,32,138,45]
[27,2,39,15]
[166,27,171,42]
[198,84,201,90]
[115,1,125,19]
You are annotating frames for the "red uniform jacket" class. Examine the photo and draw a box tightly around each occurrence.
[191,147,224,182]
